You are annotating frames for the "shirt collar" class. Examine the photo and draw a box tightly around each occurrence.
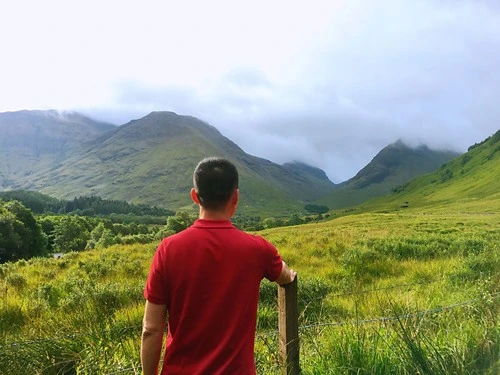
[192,219,235,229]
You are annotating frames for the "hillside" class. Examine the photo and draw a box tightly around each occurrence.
[363,130,500,210]
[0,110,115,189]
[2,109,471,216]
[316,140,460,209]
[9,111,336,216]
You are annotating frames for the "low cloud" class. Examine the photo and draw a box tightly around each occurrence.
[2,0,499,182]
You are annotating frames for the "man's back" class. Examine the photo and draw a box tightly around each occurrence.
[141,157,295,375]
[144,219,282,374]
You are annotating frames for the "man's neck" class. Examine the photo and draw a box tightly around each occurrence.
[198,208,232,221]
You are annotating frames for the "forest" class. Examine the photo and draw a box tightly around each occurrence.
[0,192,328,264]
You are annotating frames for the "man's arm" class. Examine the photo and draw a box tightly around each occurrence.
[275,261,297,285]
[141,301,167,375]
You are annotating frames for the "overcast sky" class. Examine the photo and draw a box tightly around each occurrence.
[1,0,499,182]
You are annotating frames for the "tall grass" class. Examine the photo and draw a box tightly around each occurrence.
[0,206,498,374]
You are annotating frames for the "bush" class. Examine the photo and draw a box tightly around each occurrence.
[0,200,47,262]
[5,273,27,291]
[0,304,25,336]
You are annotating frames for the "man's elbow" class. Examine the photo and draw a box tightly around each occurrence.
[142,320,165,339]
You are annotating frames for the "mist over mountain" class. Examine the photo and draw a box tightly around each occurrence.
[367,130,500,209]
[1,111,336,215]
[0,110,115,189]
[317,140,461,210]
[1,109,468,215]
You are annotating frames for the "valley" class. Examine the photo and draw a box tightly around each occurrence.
[0,111,498,374]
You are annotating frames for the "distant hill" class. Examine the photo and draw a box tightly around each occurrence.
[364,130,500,210]
[3,111,336,216]
[316,140,460,209]
[2,109,472,216]
[0,110,115,189]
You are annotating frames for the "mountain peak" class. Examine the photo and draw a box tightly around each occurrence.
[2,110,335,214]
[390,138,430,151]
[316,139,461,209]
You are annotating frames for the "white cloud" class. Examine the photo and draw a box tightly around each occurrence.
[1,0,499,182]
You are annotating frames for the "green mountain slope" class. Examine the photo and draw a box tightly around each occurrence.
[364,130,500,210]
[0,110,115,189]
[316,140,460,209]
[13,111,336,216]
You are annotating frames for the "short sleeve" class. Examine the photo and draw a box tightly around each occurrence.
[144,242,168,305]
[262,238,283,282]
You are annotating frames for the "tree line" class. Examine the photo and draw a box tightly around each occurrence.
[0,199,197,263]
[0,190,174,218]
[0,192,330,263]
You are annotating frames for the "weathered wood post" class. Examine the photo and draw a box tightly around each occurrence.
[278,276,299,375]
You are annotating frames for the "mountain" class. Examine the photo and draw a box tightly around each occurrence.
[3,109,470,216]
[0,110,115,189]
[364,130,500,210]
[316,140,461,210]
[5,111,336,216]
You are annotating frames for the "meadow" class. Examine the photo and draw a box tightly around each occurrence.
[0,202,498,374]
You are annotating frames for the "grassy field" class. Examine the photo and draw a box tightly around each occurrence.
[0,198,498,374]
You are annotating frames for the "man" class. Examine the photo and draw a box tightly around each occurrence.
[141,157,296,374]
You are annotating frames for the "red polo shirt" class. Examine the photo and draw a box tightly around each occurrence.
[144,219,283,374]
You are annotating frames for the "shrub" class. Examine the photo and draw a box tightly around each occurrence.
[5,273,27,291]
[0,304,25,335]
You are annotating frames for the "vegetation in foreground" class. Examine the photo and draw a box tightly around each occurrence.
[0,197,498,374]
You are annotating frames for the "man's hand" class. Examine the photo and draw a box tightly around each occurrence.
[275,261,297,285]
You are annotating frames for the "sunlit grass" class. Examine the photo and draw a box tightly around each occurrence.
[0,201,498,373]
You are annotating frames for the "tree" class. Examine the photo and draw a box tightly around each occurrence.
[166,211,196,234]
[0,200,47,263]
[262,217,284,229]
[286,213,303,226]
[52,216,91,252]
[304,204,329,214]
[86,222,118,249]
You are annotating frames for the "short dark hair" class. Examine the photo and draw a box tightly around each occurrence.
[193,157,239,210]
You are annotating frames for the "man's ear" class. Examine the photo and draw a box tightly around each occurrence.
[191,188,200,205]
[232,189,239,207]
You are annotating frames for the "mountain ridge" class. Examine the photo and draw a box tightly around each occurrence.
[2,110,336,215]
[0,110,115,189]
[367,129,500,209]
[1,109,468,215]
[316,139,461,209]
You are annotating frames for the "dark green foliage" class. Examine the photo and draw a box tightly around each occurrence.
[165,211,196,233]
[0,200,47,263]
[232,215,264,231]
[0,190,174,218]
[0,190,61,213]
[287,213,304,226]
[440,168,453,183]
[52,216,91,253]
[467,130,499,151]
[392,182,410,194]
[86,222,119,250]
[62,195,173,217]
[262,217,285,229]
[460,154,472,166]
[304,204,329,214]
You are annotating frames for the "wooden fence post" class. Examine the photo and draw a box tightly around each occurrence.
[278,276,299,375]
